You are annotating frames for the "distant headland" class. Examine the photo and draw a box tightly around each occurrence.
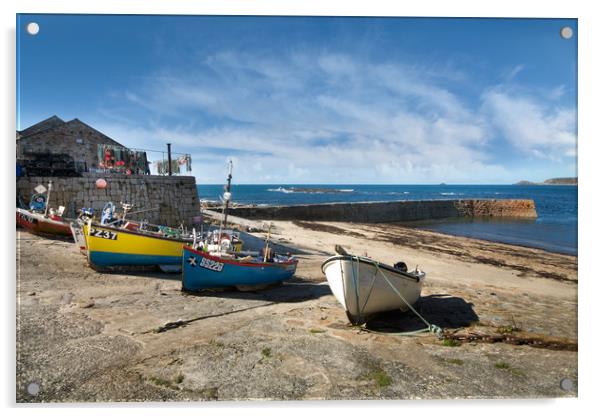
[514,177,577,186]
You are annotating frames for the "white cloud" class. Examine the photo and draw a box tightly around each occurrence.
[481,87,576,160]
[503,64,526,81]
[90,51,575,184]
[548,85,567,100]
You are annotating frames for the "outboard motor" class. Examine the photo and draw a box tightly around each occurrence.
[394,261,408,272]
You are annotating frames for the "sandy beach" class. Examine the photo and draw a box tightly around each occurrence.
[16,218,577,402]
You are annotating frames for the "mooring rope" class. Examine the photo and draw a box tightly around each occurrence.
[356,256,442,338]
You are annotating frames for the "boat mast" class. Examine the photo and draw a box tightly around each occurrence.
[222,160,233,228]
[44,181,53,217]
[217,160,233,250]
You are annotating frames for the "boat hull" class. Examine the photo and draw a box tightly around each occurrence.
[182,246,298,291]
[16,208,72,236]
[84,222,188,269]
[321,255,424,325]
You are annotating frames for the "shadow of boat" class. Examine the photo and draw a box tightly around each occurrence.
[16,228,74,242]
[86,264,184,280]
[151,280,335,333]
[364,294,479,333]
[183,280,333,304]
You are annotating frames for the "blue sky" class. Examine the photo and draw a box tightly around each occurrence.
[17,15,577,184]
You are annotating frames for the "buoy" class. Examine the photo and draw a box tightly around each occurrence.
[95,178,107,189]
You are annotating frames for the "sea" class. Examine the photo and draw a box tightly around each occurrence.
[196,184,577,256]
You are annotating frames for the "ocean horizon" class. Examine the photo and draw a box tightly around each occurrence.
[197,183,577,256]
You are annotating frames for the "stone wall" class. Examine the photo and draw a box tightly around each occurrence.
[226,199,537,223]
[16,174,200,227]
[453,199,538,218]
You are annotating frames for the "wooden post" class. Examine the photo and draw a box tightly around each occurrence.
[167,143,172,176]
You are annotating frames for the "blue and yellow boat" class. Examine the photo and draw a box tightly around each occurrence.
[84,220,191,269]
[182,245,298,291]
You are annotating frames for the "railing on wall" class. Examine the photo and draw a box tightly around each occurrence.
[96,144,192,176]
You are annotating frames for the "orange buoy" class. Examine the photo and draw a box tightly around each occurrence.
[95,178,107,189]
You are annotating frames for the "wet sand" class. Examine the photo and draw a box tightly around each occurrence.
[16,219,577,402]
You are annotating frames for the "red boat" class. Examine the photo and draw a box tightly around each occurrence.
[16,208,72,236]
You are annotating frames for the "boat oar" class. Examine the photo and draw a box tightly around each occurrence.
[263,222,272,262]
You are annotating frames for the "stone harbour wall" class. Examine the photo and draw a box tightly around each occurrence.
[16,174,200,227]
[453,199,538,218]
[227,199,538,223]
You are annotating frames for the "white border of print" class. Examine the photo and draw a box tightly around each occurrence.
[2,1,599,415]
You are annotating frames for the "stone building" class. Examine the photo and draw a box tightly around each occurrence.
[16,115,127,171]
[16,116,200,226]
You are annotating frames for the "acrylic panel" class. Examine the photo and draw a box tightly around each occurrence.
[16,14,577,402]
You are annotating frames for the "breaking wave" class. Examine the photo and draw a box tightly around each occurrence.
[267,187,295,193]
[267,187,355,194]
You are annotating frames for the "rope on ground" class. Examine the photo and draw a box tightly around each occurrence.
[360,258,443,338]
[143,301,276,334]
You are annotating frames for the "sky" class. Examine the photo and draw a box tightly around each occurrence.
[16,15,577,184]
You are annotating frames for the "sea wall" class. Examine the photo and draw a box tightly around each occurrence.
[16,174,200,227]
[226,199,537,223]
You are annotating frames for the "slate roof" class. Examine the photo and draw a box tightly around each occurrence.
[17,115,65,138]
[17,116,126,147]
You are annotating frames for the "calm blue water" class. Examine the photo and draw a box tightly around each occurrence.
[197,184,577,255]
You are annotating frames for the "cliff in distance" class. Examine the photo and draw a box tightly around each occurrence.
[515,177,577,186]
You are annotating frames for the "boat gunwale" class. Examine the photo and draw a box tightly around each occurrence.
[184,245,298,268]
[16,208,74,228]
[87,221,192,243]
[321,255,421,283]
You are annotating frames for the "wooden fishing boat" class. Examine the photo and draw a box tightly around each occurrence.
[74,202,185,259]
[321,247,425,325]
[181,159,269,290]
[84,220,193,270]
[16,182,72,237]
[16,207,72,237]
[182,245,298,291]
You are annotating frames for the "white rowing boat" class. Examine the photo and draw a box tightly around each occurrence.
[321,247,426,325]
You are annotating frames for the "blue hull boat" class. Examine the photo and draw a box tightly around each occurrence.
[182,246,298,291]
